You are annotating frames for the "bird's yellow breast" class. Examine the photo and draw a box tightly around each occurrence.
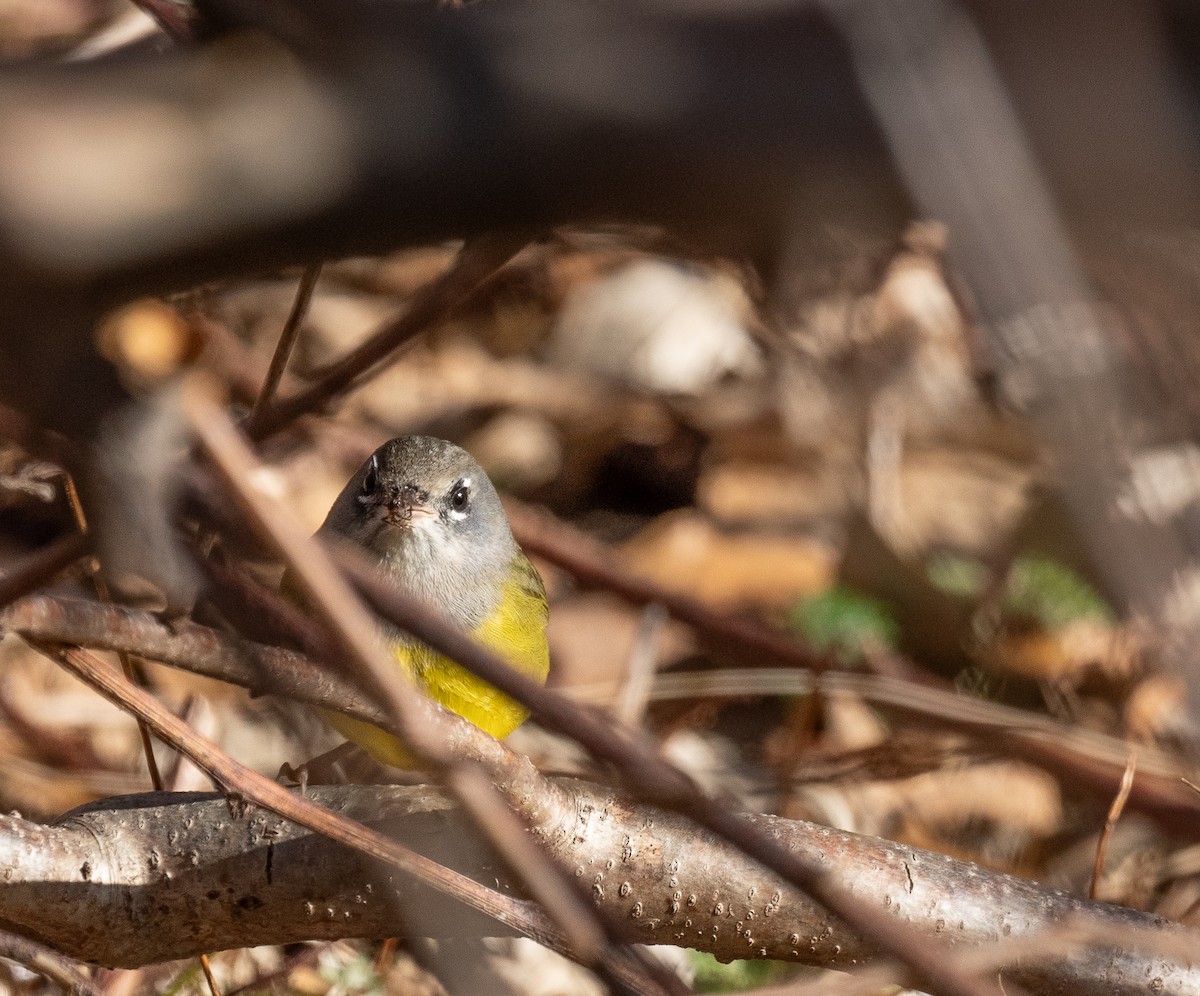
[324,552,549,767]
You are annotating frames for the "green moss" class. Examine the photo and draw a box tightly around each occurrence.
[788,587,900,666]
[1004,556,1112,629]
[689,951,796,992]
[926,552,989,598]
[318,949,384,995]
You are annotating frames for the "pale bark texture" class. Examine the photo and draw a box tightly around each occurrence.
[0,783,1194,995]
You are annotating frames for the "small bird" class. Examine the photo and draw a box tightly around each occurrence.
[314,435,550,766]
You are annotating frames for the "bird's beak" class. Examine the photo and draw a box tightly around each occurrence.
[382,484,433,528]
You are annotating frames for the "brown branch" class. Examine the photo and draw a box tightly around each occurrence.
[330,540,1008,996]
[8,594,1197,840]
[0,593,388,731]
[506,500,825,671]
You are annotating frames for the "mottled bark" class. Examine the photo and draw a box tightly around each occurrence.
[0,783,1193,995]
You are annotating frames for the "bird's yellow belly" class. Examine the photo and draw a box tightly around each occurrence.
[323,574,549,768]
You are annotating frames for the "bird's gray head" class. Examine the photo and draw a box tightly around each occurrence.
[318,436,516,627]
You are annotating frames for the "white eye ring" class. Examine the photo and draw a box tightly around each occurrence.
[357,456,379,506]
[362,455,379,493]
[448,478,471,518]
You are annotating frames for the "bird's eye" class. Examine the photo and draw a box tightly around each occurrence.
[450,483,470,511]
[362,457,378,494]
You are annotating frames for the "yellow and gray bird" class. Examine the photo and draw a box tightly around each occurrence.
[315,435,550,766]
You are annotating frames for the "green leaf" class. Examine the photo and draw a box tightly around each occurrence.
[1004,556,1112,629]
[926,552,989,599]
[319,948,384,995]
[788,587,900,666]
[689,951,795,992]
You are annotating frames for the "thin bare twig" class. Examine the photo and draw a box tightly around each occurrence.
[245,263,322,437]
[1091,749,1138,900]
[127,0,195,42]
[246,237,524,440]
[614,603,666,728]
[0,929,101,996]
[445,764,606,964]
[197,954,223,996]
[506,500,825,671]
[62,471,166,792]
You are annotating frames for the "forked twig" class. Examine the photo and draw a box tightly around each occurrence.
[245,262,323,437]
[247,237,524,439]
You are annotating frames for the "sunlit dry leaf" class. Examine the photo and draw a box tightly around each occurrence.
[97,298,197,382]
[619,509,835,609]
[1125,674,1189,745]
[985,617,1144,687]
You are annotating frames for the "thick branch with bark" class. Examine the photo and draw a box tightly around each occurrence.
[0,783,1192,996]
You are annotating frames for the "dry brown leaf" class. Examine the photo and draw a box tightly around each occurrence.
[97,298,198,382]
[985,616,1145,689]
[817,759,1063,871]
[1124,674,1189,745]
[881,448,1032,557]
[619,509,834,609]
[697,458,843,528]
